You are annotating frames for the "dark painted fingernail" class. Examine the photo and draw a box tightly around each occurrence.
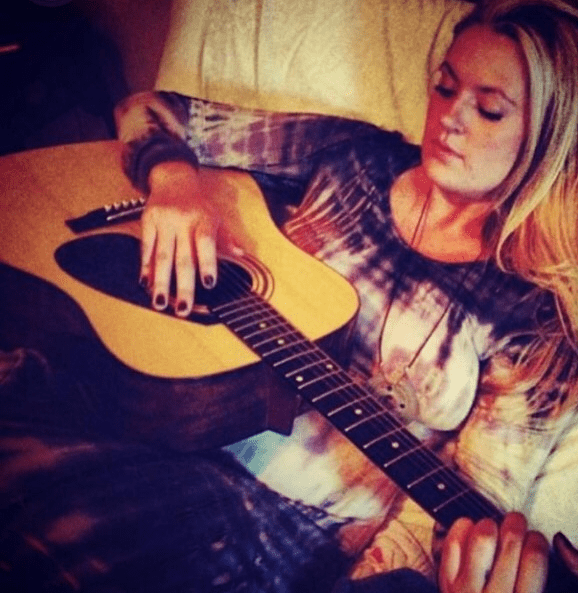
[555,532,573,549]
[155,294,166,308]
[177,301,188,313]
[139,276,149,290]
[203,275,216,289]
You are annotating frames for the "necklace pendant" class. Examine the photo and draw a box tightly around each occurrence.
[368,365,419,421]
[388,364,407,385]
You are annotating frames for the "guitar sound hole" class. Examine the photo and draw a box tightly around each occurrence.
[55,233,265,325]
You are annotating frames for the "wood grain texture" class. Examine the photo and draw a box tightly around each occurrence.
[0,141,359,379]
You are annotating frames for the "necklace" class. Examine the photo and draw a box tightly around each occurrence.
[369,189,477,420]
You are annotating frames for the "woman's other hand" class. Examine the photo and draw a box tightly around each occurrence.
[438,513,549,593]
[140,161,239,317]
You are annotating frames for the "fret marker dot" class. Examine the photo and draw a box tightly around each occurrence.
[354,408,363,415]
[437,483,446,491]
[326,363,334,370]
[296,376,304,383]
[391,442,400,449]
[277,339,285,345]
[259,322,267,329]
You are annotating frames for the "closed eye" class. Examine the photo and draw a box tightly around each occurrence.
[436,84,504,122]
[434,85,456,99]
[478,107,504,122]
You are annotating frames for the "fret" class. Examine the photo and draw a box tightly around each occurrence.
[343,414,403,450]
[291,369,341,390]
[433,489,470,514]
[223,298,271,319]
[361,425,406,450]
[297,371,357,401]
[260,342,310,367]
[249,327,299,349]
[259,336,309,358]
[354,427,421,467]
[437,489,503,525]
[343,410,388,432]
[227,305,272,328]
[310,382,356,404]
[274,348,338,378]
[272,349,317,369]
[211,295,256,316]
[283,360,341,385]
[232,312,282,335]
[327,394,374,417]
[383,442,424,469]
[284,357,337,378]
[406,463,445,489]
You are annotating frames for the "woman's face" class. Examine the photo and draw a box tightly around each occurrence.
[421,24,528,201]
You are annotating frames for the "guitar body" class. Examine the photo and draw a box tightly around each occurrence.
[0,141,359,449]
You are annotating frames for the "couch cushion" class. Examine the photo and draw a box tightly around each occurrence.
[154,0,473,142]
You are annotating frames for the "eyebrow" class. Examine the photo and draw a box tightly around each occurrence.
[440,61,520,107]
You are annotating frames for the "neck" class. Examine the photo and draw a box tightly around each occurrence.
[403,167,494,262]
[428,185,494,241]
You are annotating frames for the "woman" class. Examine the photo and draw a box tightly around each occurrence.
[117,0,578,584]
[1,0,578,592]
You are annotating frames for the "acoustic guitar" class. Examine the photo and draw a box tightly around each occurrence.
[0,141,358,448]
[0,142,576,591]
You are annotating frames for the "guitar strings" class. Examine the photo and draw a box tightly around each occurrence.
[205,261,502,524]
[212,262,501,522]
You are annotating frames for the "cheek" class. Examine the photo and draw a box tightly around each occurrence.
[470,127,523,178]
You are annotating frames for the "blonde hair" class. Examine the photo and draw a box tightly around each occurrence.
[456,0,578,414]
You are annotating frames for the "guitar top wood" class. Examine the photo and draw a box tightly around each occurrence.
[0,141,359,380]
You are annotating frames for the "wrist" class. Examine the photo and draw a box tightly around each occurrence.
[148,160,202,201]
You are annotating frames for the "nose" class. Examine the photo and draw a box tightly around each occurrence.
[440,96,467,134]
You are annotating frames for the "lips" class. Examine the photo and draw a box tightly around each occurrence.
[431,138,463,160]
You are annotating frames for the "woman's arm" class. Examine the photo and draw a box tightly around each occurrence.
[115,91,383,195]
[114,91,385,316]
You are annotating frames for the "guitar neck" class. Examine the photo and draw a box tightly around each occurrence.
[208,286,503,529]
[210,286,578,593]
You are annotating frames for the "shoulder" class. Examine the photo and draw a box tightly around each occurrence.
[315,129,420,212]
[470,262,556,341]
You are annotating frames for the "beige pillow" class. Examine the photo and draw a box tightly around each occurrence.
[155,0,473,142]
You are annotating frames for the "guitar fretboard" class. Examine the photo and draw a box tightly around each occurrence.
[209,289,503,529]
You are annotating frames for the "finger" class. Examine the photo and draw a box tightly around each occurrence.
[439,517,472,593]
[553,532,578,576]
[485,512,526,593]
[174,227,195,317]
[219,226,245,258]
[152,228,176,311]
[514,531,549,593]
[458,518,499,592]
[195,223,218,290]
[140,210,157,289]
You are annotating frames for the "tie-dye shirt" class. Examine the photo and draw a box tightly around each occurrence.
[118,91,578,551]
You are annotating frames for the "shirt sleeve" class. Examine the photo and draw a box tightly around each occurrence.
[524,409,578,544]
[115,90,384,197]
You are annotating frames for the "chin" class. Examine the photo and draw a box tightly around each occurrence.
[422,160,494,201]
[422,156,463,189]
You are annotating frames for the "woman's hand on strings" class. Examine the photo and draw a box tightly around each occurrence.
[140,161,240,317]
[438,513,549,593]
